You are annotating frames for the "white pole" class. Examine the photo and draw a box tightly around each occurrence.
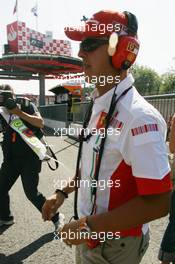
[16,0,18,22]
[13,0,18,21]
[36,0,38,31]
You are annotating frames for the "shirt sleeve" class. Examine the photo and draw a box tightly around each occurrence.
[122,114,172,195]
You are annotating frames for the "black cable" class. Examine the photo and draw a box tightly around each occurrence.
[74,100,94,220]
[54,140,78,155]
[73,87,132,219]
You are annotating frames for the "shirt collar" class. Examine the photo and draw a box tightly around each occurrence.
[115,73,134,98]
[91,73,135,112]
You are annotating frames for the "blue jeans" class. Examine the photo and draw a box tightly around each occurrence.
[158,191,175,263]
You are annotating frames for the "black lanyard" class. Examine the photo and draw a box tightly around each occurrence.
[73,86,132,220]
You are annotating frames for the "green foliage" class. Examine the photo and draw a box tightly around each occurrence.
[131,65,162,95]
[160,70,175,94]
[82,85,94,96]
[81,65,175,96]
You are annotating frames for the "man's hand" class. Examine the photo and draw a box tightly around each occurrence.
[8,106,44,128]
[8,106,21,116]
[59,220,88,246]
[42,192,65,221]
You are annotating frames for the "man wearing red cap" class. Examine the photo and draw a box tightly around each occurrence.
[42,10,172,264]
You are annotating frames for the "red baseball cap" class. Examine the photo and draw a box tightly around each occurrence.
[64,10,128,41]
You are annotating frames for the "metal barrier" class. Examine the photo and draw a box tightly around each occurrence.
[39,104,68,122]
[70,94,175,124]
[71,102,90,123]
[39,93,175,125]
[145,93,175,122]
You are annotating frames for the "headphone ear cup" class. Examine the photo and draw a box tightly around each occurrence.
[111,36,140,70]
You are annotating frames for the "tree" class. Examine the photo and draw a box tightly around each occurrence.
[82,85,94,96]
[131,65,161,95]
[160,71,175,94]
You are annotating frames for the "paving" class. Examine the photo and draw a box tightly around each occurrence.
[0,135,168,264]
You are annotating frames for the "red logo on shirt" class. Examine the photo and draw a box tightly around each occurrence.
[96,112,107,129]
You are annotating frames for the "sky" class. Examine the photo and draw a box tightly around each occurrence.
[0,0,175,95]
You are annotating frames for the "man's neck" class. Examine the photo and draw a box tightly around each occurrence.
[96,71,128,97]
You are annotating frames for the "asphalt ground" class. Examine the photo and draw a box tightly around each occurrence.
[0,135,168,264]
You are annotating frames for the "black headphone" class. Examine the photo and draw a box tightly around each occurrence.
[123,11,138,35]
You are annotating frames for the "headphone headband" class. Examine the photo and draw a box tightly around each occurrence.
[123,11,138,35]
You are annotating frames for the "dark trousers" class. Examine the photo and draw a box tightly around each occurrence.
[158,191,175,262]
[160,190,175,252]
[0,156,45,220]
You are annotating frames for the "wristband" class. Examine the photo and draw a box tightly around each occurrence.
[55,189,68,198]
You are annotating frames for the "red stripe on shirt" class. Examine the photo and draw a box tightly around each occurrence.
[107,160,172,237]
[135,173,172,195]
[108,160,142,236]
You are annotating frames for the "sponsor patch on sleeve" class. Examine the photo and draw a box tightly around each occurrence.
[131,123,160,146]
[131,124,158,136]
